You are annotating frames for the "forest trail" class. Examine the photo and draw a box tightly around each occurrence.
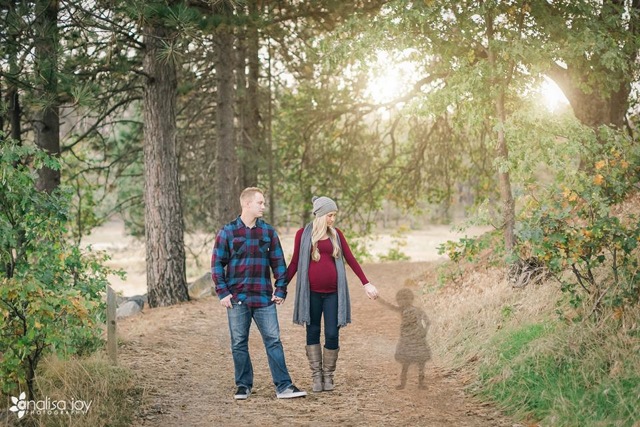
[118,261,514,426]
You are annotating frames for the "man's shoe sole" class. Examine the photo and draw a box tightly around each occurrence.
[234,389,251,400]
[276,391,307,399]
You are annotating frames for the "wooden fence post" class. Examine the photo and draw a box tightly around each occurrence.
[107,285,117,364]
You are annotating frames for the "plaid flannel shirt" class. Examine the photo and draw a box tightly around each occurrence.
[211,216,287,307]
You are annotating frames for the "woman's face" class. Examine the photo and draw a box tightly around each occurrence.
[326,211,337,227]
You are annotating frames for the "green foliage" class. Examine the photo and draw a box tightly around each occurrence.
[340,230,374,263]
[0,143,120,397]
[516,129,640,313]
[437,231,502,283]
[378,227,411,262]
[110,120,145,237]
[274,79,391,231]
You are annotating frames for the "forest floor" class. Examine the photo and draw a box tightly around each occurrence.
[116,260,517,426]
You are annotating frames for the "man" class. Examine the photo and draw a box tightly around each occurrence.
[212,187,306,400]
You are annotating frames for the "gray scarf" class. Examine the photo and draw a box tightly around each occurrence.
[292,223,351,327]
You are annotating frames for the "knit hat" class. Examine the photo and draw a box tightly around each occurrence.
[312,196,338,217]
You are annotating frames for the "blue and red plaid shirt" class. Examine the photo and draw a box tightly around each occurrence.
[211,216,287,307]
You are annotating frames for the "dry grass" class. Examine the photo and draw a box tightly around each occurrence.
[421,259,640,426]
[12,353,144,427]
[423,266,561,370]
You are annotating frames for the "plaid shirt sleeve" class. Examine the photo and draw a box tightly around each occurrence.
[270,229,287,299]
[211,228,231,300]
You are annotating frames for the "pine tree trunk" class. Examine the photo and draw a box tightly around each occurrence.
[143,23,189,308]
[0,80,4,140]
[215,7,240,226]
[4,0,23,145]
[245,0,261,186]
[33,0,60,192]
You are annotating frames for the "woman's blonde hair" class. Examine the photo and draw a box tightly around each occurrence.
[311,213,340,262]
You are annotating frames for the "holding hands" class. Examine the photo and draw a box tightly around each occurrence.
[363,283,379,300]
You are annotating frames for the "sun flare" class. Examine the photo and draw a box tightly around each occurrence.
[540,77,570,112]
[365,51,570,115]
[365,50,418,105]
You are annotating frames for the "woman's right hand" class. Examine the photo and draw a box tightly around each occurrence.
[363,283,379,300]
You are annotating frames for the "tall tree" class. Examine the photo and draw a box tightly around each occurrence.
[214,1,240,226]
[33,0,60,192]
[236,0,262,189]
[2,0,25,145]
[142,13,189,307]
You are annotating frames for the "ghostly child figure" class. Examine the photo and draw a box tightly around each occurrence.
[379,288,431,390]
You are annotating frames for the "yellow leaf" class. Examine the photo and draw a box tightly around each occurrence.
[613,307,624,320]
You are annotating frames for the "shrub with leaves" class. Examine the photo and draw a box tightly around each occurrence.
[0,143,118,400]
[516,129,640,315]
[436,231,501,283]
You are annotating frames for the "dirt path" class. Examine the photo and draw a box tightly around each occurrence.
[119,261,513,426]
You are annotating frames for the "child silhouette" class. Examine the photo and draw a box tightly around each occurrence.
[378,288,431,390]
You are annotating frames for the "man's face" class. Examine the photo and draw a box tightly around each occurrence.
[244,192,266,218]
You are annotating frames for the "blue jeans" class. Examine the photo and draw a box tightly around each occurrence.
[227,302,293,393]
[307,291,340,350]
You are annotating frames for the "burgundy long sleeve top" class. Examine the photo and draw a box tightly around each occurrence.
[286,227,369,293]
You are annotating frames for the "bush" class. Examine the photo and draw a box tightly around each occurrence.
[0,144,120,400]
[436,230,502,283]
[378,227,411,262]
[516,129,640,316]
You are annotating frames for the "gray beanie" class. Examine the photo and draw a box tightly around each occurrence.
[312,196,338,217]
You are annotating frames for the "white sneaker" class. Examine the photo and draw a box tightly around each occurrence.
[276,385,307,399]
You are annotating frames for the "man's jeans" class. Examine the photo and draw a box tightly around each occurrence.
[227,302,293,393]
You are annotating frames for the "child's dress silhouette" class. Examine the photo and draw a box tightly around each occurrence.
[396,304,431,366]
[380,288,431,389]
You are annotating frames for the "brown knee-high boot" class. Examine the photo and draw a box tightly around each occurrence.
[322,347,339,391]
[306,344,323,392]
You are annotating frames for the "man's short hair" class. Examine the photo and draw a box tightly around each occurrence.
[240,187,264,205]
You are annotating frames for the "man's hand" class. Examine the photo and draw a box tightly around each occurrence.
[272,295,285,305]
[220,294,233,308]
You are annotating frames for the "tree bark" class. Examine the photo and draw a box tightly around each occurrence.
[6,0,22,145]
[33,0,60,192]
[547,64,631,129]
[215,4,240,226]
[143,23,189,308]
[495,89,516,254]
[235,8,252,189]
[486,9,516,255]
[0,79,4,140]
[245,0,261,187]
[7,86,21,143]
